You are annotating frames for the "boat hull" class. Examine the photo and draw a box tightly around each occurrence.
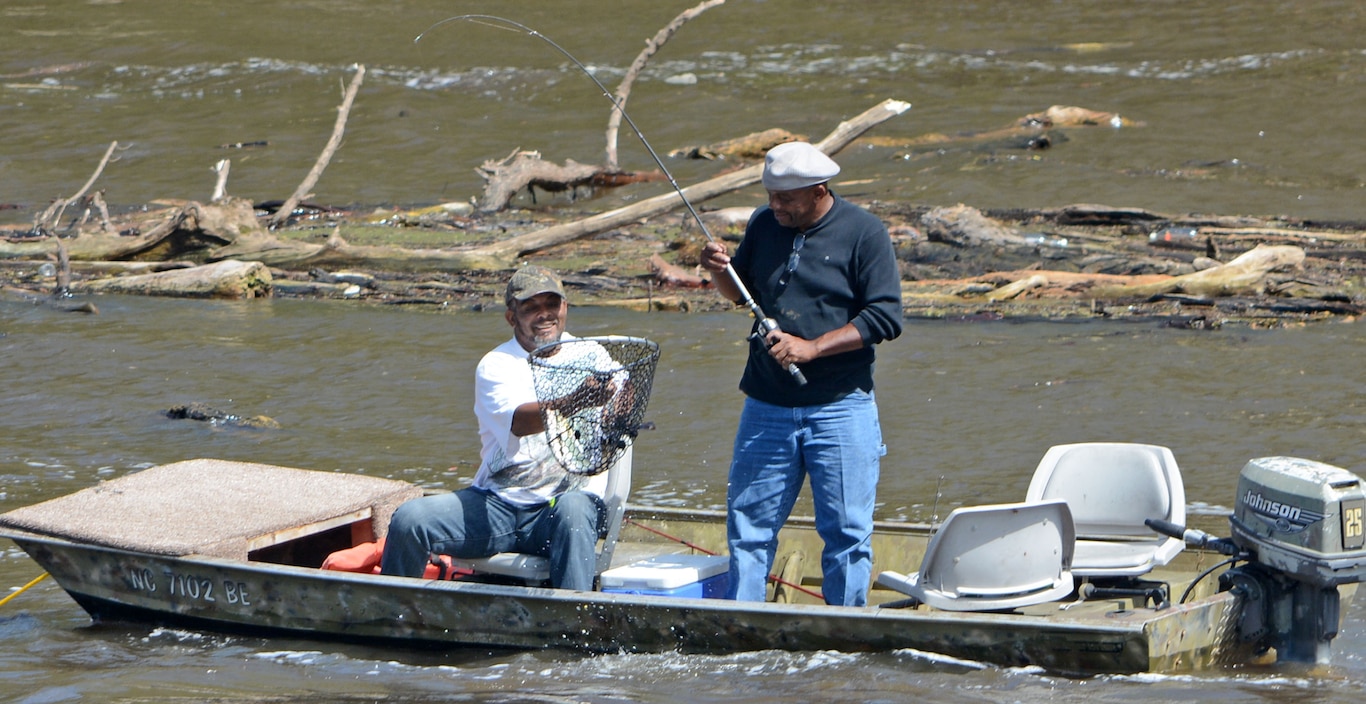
[10,531,1247,676]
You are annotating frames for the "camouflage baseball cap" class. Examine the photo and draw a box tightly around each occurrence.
[505,264,566,306]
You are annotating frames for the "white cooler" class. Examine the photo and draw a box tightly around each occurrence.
[599,553,730,598]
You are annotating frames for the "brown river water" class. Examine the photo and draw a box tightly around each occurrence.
[3,1,1366,702]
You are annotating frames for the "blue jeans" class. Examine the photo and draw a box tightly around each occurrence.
[726,391,884,606]
[379,487,605,590]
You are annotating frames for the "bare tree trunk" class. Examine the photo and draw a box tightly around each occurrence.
[269,64,365,228]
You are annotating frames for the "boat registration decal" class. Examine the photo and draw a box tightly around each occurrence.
[123,566,252,607]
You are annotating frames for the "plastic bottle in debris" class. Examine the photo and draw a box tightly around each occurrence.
[1024,234,1069,248]
[1149,226,1202,250]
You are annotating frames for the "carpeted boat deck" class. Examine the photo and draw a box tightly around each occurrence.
[0,459,422,559]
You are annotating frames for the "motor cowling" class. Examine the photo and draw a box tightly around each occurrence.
[1225,457,1366,664]
[1230,456,1366,586]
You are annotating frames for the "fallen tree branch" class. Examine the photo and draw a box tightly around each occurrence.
[605,0,728,170]
[87,191,113,233]
[987,274,1047,301]
[33,140,119,235]
[1090,244,1306,298]
[270,64,365,228]
[478,150,603,213]
[477,98,912,259]
[648,253,708,288]
[210,228,505,273]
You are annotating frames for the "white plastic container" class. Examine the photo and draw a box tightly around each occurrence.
[600,553,729,598]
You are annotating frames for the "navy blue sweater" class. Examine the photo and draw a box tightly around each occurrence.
[731,194,903,407]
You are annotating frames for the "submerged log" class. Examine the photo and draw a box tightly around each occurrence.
[73,259,271,299]
[863,105,1141,152]
[165,402,281,429]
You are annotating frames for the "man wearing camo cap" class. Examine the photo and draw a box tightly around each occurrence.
[382,264,615,591]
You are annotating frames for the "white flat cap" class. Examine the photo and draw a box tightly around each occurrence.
[762,142,841,191]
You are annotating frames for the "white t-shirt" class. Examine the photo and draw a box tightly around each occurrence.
[471,334,613,507]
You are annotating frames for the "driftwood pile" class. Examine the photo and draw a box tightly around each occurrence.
[2,90,1362,326]
[0,98,909,299]
[1,0,1361,324]
[4,184,1363,326]
[881,202,1365,324]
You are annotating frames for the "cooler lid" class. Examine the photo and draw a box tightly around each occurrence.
[600,553,728,589]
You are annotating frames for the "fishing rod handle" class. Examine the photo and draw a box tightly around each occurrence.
[707,255,808,387]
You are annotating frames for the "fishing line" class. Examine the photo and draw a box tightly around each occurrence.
[0,572,49,608]
[624,518,824,601]
[929,475,944,531]
[416,15,807,385]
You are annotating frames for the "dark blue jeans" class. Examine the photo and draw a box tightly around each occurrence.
[380,487,604,590]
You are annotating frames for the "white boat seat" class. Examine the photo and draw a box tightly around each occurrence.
[1025,442,1185,578]
[447,446,633,587]
[876,499,1075,612]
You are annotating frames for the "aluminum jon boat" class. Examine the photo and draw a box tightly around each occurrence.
[2,444,1363,677]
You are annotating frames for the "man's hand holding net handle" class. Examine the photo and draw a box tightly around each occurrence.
[542,372,618,418]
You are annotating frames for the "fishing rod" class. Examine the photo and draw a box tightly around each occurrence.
[415,15,807,386]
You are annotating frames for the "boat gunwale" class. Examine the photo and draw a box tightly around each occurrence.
[0,524,1205,635]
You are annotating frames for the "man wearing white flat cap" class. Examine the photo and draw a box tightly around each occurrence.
[701,141,903,606]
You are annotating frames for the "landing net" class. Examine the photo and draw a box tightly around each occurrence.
[528,336,660,476]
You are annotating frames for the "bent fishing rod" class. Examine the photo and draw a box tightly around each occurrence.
[415,15,807,386]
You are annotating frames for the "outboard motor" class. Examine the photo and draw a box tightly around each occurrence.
[1222,457,1366,663]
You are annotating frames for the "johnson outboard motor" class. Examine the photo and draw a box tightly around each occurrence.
[1149,456,1366,664]
[1222,457,1366,663]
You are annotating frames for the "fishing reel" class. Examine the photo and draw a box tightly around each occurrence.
[749,317,808,386]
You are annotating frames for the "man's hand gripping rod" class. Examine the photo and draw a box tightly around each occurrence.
[416,14,807,386]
